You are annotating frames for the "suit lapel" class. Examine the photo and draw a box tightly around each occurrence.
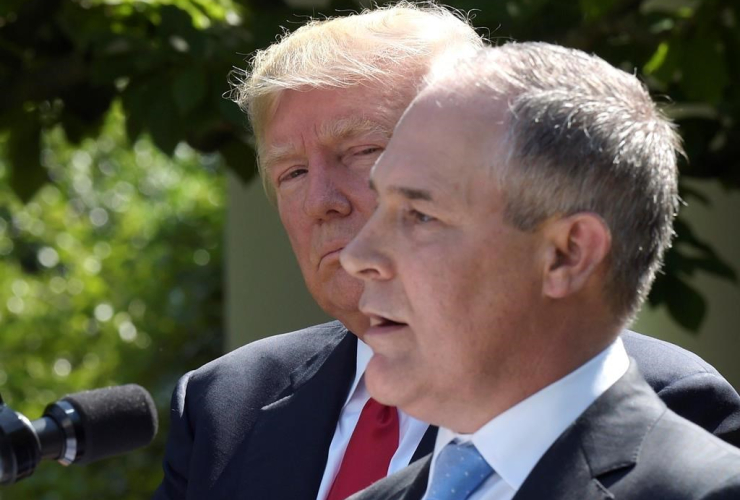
[349,454,432,500]
[397,456,432,500]
[513,433,613,500]
[221,325,357,499]
[513,362,666,500]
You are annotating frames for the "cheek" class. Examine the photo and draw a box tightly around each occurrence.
[347,186,377,218]
[410,252,503,336]
[344,161,378,203]
[278,202,309,245]
[405,268,469,347]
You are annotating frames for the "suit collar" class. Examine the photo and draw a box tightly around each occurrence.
[513,361,667,500]
[578,361,666,477]
[280,321,356,399]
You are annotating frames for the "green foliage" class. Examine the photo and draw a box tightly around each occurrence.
[0,107,223,499]
[0,0,255,202]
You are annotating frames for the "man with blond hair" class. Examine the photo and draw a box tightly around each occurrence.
[154,3,740,500]
[342,42,740,500]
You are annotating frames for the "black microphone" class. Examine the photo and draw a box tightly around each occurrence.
[0,384,158,485]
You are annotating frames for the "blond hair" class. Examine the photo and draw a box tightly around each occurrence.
[230,1,483,195]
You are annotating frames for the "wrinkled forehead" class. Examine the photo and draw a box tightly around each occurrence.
[260,80,417,149]
[262,115,393,171]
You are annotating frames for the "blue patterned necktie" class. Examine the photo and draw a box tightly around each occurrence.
[426,442,494,500]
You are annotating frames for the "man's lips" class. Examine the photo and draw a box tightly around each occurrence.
[318,246,345,265]
[365,313,409,333]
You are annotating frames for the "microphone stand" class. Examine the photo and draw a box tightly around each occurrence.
[0,392,41,484]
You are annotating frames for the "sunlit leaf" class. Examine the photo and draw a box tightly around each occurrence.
[644,41,670,75]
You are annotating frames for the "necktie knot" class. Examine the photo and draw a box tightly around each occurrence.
[426,442,493,500]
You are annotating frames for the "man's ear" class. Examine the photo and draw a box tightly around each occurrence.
[541,213,611,299]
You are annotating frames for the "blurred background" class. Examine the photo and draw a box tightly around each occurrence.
[0,0,738,498]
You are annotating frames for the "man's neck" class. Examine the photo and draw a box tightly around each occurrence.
[440,319,624,434]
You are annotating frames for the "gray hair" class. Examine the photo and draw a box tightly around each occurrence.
[229,1,483,198]
[453,43,681,320]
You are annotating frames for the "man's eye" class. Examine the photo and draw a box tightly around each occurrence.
[278,168,307,185]
[357,146,382,156]
[409,209,435,224]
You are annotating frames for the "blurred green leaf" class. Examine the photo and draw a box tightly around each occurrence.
[644,41,669,75]
[219,138,256,183]
[579,0,620,21]
[173,67,207,116]
[680,36,728,104]
[158,5,196,37]
[218,94,246,128]
[0,107,224,499]
[663,274,707,331]
[147,81,183,155]
[7,113,46,202]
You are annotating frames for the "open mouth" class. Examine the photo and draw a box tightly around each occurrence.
[369,315,408,329]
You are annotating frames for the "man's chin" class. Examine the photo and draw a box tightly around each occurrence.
[309,274,364,320]
[364,354,414,408]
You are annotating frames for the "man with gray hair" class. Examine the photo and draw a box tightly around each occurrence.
[342,42,740,500]
[155,4,740,500]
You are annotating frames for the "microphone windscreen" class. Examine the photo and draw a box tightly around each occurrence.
[61,384,158,464]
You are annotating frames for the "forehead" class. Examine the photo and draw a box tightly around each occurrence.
[372,85,505,191]
[263,84,411,146]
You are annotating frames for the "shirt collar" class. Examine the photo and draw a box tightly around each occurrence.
[340,339,374,413]
[431,337,629,492]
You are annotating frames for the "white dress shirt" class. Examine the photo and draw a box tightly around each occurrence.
[423,338,630,500]
[316,339,430,500]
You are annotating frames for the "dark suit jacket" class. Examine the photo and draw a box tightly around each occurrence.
[153,321,740,499]
[348,363,740,500]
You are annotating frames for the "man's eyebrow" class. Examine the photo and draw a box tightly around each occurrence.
[370,178,432,201]
[319,116,391,142]
[391,186,433,201]
[261,143,299,172]
[371,176,433,201]
[262,117,390,172]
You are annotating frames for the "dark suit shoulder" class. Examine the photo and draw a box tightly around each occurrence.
[613,409,740,499]
[186,321,348,396]
[621,330,725,385]
[621,330,740,446]
[154,321,354,500]
[515,364,740,500]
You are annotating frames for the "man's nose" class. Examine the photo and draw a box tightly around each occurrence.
[340,217,393,282]
[303,161,352,220]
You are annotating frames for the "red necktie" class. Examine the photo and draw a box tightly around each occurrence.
[326,398,400,500]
